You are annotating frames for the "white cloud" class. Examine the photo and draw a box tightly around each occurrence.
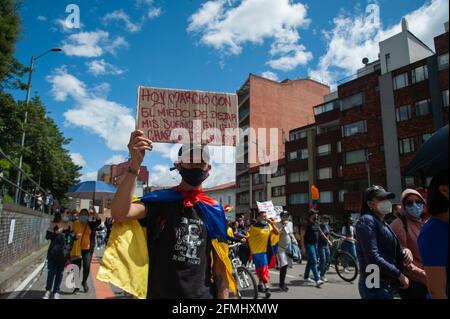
[102,9,142,33]
[37,16,47,21]
[80,171,98,182]
[70,153,86,167]
[308,0,449,86]
[92,82,111,98]
[261,71,279,81]
[203,163,236,188]
[149,164,180,186]
[61,30,128,57]
[53,18,84,33]
[47,67,135,151]
[147,7,162,19]
[86,59,125,76]
[105,155,127,165]
[152,143,180,160]
[188,0,311,71]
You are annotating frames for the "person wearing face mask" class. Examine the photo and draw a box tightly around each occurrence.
[276,211,297,291]
[300,209,325,287]
[356,185,414,299]
[390,189,428,299]
[97,130,237,299]
[418,169,449,299]
[43,209,76,299]
[70,208,99,293]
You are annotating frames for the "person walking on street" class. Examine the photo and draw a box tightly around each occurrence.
[301,210,325,287]
[356,185,413,299]
[43,209,76,299]
[341,216,357,272]
[104,217,113,245]
[418,170,449,299]
[390,189,429,299]
[249,210,280,298]
[99,130,236,299]
[318,215,332,282]
[276,211,297,292]
[70,208,100,293]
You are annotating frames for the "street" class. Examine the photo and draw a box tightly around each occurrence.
[2,247,360,300]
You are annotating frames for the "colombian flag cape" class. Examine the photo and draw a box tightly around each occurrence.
[248,223,279,269]
[97,188,237,299]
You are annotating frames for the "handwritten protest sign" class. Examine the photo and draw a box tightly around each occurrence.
[136,86,238,146]
[256,201,277,220]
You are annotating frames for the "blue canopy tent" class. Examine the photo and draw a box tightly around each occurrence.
[66,181,117,205]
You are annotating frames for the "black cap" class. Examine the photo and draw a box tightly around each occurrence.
[364,185,395,201]
[280,211,289,217]
[170,144,210,171]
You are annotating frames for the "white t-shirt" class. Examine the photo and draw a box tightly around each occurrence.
[277,221,294,249]
[341,225,355,239]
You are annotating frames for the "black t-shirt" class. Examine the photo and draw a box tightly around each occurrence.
[140,200,214,299]
[304,221,320,245]
[47,227,76,265]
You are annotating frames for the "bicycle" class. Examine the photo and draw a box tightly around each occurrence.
[228,242,258,299]
[325,235,359,283]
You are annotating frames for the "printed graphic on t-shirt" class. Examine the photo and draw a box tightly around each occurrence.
[173,217,204,265]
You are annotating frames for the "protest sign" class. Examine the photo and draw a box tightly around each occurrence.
[274,206,283,222]
[136,86,238,146]
[256,201,277,220]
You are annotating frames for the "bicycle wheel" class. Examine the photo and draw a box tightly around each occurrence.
[334,251,358,282]
[234,266,258,299]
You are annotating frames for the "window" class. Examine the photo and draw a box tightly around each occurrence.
[342,120,367,137]
[339,190,347,203]
[399,137,415,155]
[380,144,385,153]
[403,176,415,188]
[415,99,431,117]
[385,53,391,72]
[290,130,307,141]
[393,73,409,90]
[421,133,432,145]
[253,190,266,202]
[345,149,367,164]
[319,191,333,203]
[443,89,449,108]
[271,186,285,197]
[252,173,266,185]
[318,167,332,180]
[337,141,341,153]
[338,165,343,177]
[344,179,368,192]
[396,105,412,122]
[271,166,285,178]
[289,193,309,205]
[300,148,309,160]
[237,175,249,188]
[341,92,364,110]
[314,100,341,115]
[289,171,308,183]
[288,151,298,161]
[228,195,231,205]
[411,65,428,84]
[438,53,449,70]
[316,124,339,135]
[237,193,249,205]
[317,144,331,157]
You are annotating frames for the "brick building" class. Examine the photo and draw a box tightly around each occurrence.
[285,20,449,222]
[235,74,330,220]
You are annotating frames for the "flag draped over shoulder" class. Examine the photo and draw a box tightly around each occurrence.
[97,188,237,299]
[248,224,278,269]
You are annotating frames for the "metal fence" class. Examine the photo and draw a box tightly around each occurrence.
[0,148,54,214]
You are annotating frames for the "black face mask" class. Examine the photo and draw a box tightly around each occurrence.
[179,167,209,186]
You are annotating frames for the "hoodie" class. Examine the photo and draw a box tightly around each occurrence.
[390,189,428,285]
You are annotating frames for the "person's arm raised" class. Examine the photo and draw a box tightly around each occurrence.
[111,130,152,222]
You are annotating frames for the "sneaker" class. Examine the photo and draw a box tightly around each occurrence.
[343,268,350,273]
[316,280,325,287]
[305,278,316,284]
[42,291,51,299]
[257,284,265,293]
[279,284,289,292]
[53,293,61,299]
[264,288,271,299]
[82,282,89,293]
[321,277,329,282]
[72,288,79,294]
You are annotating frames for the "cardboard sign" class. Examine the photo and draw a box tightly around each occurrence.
[137,86,238,146]
[256,201,277,220]
[274,206,283,222]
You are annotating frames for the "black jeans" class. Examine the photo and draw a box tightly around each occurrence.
[72,250,93,285]
[46,259,65,293]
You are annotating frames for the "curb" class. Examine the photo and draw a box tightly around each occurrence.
[0,245,49,296]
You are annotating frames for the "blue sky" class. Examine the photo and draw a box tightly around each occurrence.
[10,0,449,187]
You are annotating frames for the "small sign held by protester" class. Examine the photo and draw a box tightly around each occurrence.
[136,86,238,146]
[256,201,278,220]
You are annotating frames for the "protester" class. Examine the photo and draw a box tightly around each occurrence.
[43,209,76,299]
[318,215,332,282]
[70,208,100,293]
[418,170,449,299]
[341,216,357,272]
[300,210,325,287]
[276,211,297,292]
[101,131,236,299]
[87,206,101,261]
[236,219,250,266]
[356,185,413,299]
[104,217,113,245]
[390,189,428,299]
[385,203,401,224]
[248,210,280,298]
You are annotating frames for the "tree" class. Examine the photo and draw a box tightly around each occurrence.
[0,0,25,89]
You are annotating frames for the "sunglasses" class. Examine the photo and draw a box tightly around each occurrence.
[405,200,424,207]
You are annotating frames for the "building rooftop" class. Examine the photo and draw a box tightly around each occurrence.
[204,181,236,192]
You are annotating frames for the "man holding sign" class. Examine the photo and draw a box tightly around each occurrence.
[98,130,236,299]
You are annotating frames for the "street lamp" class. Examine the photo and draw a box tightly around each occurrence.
[365,152,373,187]
[14,48,62,204]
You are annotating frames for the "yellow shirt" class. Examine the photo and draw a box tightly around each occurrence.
[70,221,91,257]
